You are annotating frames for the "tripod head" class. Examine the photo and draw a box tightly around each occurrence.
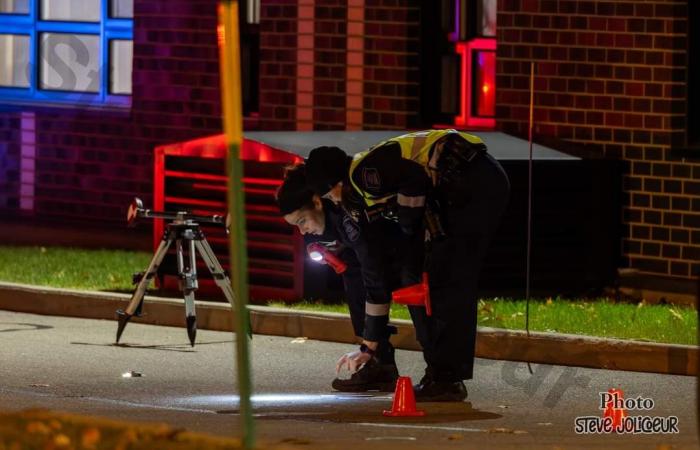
[127,197,227,228]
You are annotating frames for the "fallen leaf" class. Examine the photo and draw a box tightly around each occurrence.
[81,427,101,448]
[447,433,463,440]
[53,434,71,448]
[290,337,308,344]
[488,427,516,434]
[26,421,51,435]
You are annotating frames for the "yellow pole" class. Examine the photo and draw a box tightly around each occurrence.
[218,2,254,448]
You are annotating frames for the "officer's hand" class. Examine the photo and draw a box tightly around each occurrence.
[335,349,372,375]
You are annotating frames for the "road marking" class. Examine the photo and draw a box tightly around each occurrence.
[353,422,486,433]
[365,436,417,441]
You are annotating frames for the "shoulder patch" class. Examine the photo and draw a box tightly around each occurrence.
[341,214,361,242]
[362,167,381,191]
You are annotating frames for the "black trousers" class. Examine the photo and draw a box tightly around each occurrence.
[340,250,366,338]
[409,152,510,381]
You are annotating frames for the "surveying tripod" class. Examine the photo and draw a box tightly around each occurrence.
[116,198,238,347]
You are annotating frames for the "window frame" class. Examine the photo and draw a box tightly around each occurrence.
[0,0,133,108]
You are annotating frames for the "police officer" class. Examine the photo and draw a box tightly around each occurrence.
[276,164,415,392]
[305,129,510,402]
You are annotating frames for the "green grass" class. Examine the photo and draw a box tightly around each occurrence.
[0,246,696,345]
[266,297,698,346]
[0,245,152,292]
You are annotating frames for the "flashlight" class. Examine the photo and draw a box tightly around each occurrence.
[306,242,347,274]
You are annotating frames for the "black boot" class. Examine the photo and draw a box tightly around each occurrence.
[413,368,468,402]
[331,340,398,392]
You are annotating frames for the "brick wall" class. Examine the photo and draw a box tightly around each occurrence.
[0,114,20,210]
[257,0,422,131]
[0,0,224,225]
[0,0,426,226]
[496,0,699,284]
[313,0,347,129]
[363,0,421,130]
[259,0,298,130]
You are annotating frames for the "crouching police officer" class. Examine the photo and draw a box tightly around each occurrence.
[276,164,418,392]
[305,129,510,402]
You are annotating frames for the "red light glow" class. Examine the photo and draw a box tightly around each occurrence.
[455,38,496,128]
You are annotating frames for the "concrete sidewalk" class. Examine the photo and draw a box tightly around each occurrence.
[0,281,696,376]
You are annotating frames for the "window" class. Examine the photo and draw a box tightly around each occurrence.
[421,0,496,128]
[0,0,133,108]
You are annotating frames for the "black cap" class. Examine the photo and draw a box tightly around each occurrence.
[305,146,351,196]
[275,164,315,215]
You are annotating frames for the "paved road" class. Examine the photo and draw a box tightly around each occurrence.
[0,310,697,449]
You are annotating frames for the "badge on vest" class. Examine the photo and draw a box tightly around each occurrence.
[361,167,381,191]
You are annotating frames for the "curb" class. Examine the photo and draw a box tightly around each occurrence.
[0,282,696,376]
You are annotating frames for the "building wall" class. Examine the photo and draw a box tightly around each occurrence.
[2,0,694,290]
[0,0,424,226]
[0,115,20,211]
[259,0,298,131]
[0,0,225,224]
[496,0,699,284]
[257,0,422,131]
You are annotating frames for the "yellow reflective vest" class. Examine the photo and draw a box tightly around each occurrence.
[348,129,484,207]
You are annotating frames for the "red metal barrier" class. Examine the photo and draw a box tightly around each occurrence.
[153,134,304,302]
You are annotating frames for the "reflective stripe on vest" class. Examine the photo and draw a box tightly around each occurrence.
[348,129,484,207]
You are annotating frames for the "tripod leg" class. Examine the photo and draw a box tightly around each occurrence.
[195,239,236,306]
[116,237,173,343]
[179,239,199,347]
[196,239,252,338]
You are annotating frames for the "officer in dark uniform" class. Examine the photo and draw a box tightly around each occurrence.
[276,164,416,392]
[305,129,510,402]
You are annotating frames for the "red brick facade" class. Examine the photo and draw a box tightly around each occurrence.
[0,0,696,289]
[0,0,225,224]
[256,0,421,130]
[496,0,699,283]
[259,0,298,130]
[362,0,421,130]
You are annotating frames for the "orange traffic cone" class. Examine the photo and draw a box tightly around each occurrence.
[391,272,432,316]
[383,376,426,417]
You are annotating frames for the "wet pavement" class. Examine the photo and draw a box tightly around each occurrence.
[0,310,697,449]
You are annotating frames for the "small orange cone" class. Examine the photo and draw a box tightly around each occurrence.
[383,376,426,417]
[391,273,432,316]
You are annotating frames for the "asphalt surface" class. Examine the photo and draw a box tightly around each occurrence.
[0,310,697,449]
